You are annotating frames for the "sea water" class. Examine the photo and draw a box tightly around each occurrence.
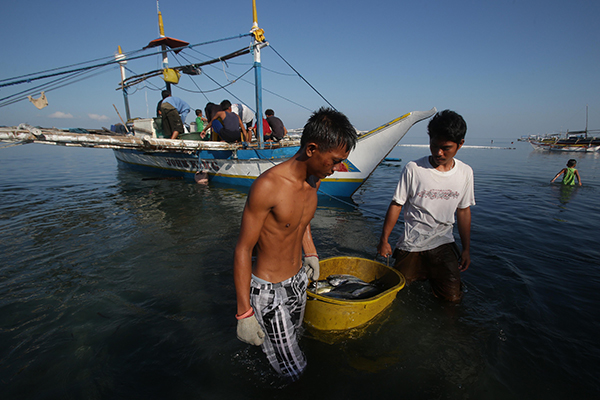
[1,139,599,399]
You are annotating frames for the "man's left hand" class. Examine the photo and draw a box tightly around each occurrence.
[303,255,320,280]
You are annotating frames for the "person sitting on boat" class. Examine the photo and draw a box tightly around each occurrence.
[551,159,582,186]
[264,109,288,142]
[203,102,222,140]
[201,100,248,143]
[160,90,191,140]
[234,107,357,381]
[195,109,208,136]
[377,110,475,303]
[251,117,272,141]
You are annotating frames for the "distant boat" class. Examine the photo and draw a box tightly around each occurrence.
[529,106,600,152]
[0,1,435,197]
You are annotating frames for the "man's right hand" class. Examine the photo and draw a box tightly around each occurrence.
[377,240,392,258]
[236,314,265,346]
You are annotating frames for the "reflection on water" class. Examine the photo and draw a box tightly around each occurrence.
[554,183,578,205]
[1,142,600,398]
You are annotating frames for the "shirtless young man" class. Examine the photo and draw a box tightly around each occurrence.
[234,107,357,381]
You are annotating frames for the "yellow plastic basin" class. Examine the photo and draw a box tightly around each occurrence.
[304,257,405,331]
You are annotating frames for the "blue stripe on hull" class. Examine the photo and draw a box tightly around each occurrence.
[114,149,364,197]
[318,180,364,198]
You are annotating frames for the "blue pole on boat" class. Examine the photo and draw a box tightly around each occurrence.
[255,59,264,149]
[252,0,265,149]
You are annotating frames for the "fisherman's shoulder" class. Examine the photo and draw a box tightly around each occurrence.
[251,163,293,193]
[453,158,473,174]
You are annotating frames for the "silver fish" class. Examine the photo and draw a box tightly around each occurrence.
[317,277,385,299]
[327,274,369,287]
[308,280,334,294]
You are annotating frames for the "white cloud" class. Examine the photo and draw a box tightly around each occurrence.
[49,111,74,119]
[88,113,109,121]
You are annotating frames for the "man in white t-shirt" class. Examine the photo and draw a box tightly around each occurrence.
[230,103,254,130]
[377,110,475,303]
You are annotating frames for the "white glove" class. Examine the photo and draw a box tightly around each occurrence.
[236,314,265,346]
[303,255,320,281]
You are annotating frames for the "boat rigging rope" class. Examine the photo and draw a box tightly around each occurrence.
[183,45,313,112]
[176,67,253,94]
[171,51,251,106]
[122,66,164,94]
[0,67,116,108]
[316,189,386,220]
[0,51,140,85]
[0,34,251,90]
[268,45,337,110]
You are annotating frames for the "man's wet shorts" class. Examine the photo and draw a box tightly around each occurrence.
[393,242,463,302]
[250,266,308,381]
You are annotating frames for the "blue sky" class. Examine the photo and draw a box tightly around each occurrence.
[1,0,598,141]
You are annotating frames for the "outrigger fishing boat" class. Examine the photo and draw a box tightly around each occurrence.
[528,106,600,152]
[0,1,435,197]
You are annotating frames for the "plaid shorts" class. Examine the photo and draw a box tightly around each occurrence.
[250,267,308,381]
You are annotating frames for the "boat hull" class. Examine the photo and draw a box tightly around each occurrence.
[530,137,600,152]
[114,108,436,197]
[1,109,435,198]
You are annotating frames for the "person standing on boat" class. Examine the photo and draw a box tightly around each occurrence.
[201,100,248,143]
[377,110,475,303]
[264,109,288,142]
[160,90,191,139]
[551,159,582,186]
[234,107,357,381]
[230,103,254,131]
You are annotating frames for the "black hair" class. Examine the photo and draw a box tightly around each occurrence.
[265,109,274,116]
[161,90,171,99]
[220,100,231,110]
[427,109,467,144]
[300,107,357,153]
[195,109,202,115]
[567,159,577,167]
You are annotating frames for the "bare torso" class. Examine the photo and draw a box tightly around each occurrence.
[251,161,318,282]
[234,141,350,314]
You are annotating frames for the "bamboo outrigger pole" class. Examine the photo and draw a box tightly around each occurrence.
[113,104,129,133]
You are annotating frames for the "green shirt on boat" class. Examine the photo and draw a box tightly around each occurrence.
[196,117,205,132]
